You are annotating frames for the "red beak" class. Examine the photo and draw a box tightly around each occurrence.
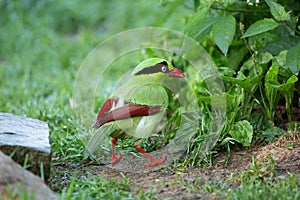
[168,68,185,78]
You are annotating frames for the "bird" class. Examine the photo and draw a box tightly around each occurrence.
[85,58,185,168]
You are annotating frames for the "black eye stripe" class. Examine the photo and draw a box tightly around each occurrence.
[134,61,169,75]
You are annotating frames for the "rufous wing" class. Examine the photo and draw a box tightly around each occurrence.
[93,102,162,129]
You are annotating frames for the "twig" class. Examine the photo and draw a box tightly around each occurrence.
[211,6,270,13]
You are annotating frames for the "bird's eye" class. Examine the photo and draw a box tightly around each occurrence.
[161,66,167,73]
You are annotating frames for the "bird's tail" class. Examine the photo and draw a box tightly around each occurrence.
[84,124,115,158]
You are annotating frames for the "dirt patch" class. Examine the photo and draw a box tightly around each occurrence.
[51,135,300,199]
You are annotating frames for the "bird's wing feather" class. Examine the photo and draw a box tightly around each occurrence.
[93,103,162,128]
[96,98,119,121]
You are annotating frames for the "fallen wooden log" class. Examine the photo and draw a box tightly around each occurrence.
[0,112,51,181]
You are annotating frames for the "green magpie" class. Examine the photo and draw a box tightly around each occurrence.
[86,58,185,168]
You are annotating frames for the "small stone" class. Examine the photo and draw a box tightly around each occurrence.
[69,163,81,169]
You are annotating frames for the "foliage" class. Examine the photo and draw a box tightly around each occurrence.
[162,0,300,163]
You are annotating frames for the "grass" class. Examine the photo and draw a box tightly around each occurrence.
[1,1,299,199]
[0,184,34,200]
[59,175,133,200]
[193,173,300,200]
[180,157,300,200]
[224,174,300,200]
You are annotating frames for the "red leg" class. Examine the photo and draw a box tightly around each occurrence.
[134,144,166,168]
[111,138,122,166]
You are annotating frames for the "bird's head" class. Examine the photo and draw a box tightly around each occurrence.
[131,58,185,81]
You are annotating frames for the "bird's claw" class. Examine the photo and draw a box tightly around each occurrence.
[145,156,166,168]
[111,154,122,166]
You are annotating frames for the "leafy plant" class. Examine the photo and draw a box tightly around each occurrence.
[164,0,300,157]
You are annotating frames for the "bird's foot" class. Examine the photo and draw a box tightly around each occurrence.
[145,156,166,168]
[111,154,122,166]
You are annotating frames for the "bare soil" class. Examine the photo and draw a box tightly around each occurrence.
[51,134,300,199]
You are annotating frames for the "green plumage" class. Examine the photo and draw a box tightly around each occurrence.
[114,78,169,107]
[86,58,179,155]
[109,69,169,140]
[110,83,168,140]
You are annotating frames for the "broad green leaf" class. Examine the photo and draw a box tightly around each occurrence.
[265,65,280,120]
[199,0,214,8]
[274,50,287,67]
[212,15,236,56]
[222,75,258,94]
[219,67,235,77]
[286,42,300,75]
[185,8,209,35]
[226,87,244,119]
[269,75,298,90]
[248,32,277,51]
[218,137,239,146]
[269,74,298,121]
[265,63,298,121]
[265,0,290,21]
[224,57,263,91]
[259,26,300,55]
[265,64,279,84]
[260,126,285,142]
[274,50,292,78]
[256,52,273,64]
[184,8,219,41]
[285,75,298,84]
[221,0,239,7]
[228,46,248,70]
[241,18,279,38]
[155,0,184,26]
[229,120,253,147]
